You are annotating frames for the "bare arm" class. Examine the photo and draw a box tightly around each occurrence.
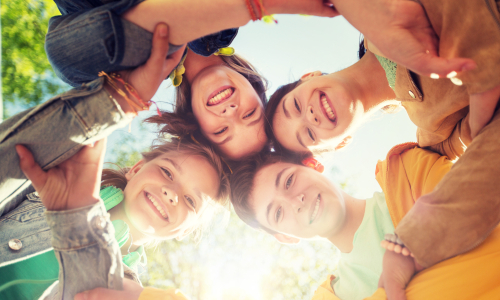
[122,0,337,45]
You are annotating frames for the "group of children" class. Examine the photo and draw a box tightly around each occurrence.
[0,0,499,299]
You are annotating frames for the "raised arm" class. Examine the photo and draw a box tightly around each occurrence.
[122,0,337,46]
[328,0,476,78]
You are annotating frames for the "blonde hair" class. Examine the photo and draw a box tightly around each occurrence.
[101,137,230,241]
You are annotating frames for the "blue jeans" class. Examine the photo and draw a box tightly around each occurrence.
[0,78,133,217]
[45,0,238,86]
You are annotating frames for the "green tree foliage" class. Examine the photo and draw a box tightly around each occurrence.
[2,0,67,118]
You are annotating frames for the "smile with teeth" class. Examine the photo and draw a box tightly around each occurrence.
[147,193,169,220]
[310,194,321,224]
[207,87,234,106]
[320,93,336,122]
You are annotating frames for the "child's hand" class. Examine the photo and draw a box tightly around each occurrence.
[16,139,106,211]
[379,251,421,300]
[117,23,187,103]
[75,278,143,300]
[470,84,500,139]
[329,0,476,78]
[119,23,186,102]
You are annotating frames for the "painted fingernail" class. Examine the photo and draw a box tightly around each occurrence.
[446,71,457,78]
[450,77,463,86]
[430,73,439,79]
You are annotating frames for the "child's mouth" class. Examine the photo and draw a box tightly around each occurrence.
[319,92,337,125]
[207,86,234,106]
[310,194,321,224]
[145,192,170,222]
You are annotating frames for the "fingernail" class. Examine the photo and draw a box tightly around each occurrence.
[430,73,439,79]
[159,25,167,37]
[15,145,24,160]
[450,77,463,86]
[446,71,457,78]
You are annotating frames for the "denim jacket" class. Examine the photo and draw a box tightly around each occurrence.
[0,192,125,300]
[46,0,238,86]
[0,77,133,218]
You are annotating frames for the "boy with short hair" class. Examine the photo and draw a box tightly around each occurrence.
[230,144,500,299]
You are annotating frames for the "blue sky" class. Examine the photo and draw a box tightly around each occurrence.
[106,14,418,199]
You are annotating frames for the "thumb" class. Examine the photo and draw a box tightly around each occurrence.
[16,145,48,192]
[145,23,170,71]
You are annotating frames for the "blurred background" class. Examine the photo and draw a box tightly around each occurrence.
[1,1,417,299]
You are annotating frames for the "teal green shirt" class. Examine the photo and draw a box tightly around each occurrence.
[333,192,395,300]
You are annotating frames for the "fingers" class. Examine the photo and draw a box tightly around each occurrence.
[146,23,170,71]
[401,248,411,257]
[16,145,48,192]
[409,54,476,79]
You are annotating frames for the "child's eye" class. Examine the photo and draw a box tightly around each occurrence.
[161,167,173,180]
[185,196,196,209]
[214,127,228,135]
[285,174,294,189]
[294,98,301,113]
[275,206,282,222]
[307,128,315,142]
[243,108,256,119]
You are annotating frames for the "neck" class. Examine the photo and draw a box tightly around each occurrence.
[327,192,366,253]
[329,51,397,114]
[109,202,150,256]
[184,48,225,83]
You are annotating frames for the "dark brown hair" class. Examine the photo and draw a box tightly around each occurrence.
[230,151,301,234]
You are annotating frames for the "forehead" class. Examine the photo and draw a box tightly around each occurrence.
[251,162,292,213]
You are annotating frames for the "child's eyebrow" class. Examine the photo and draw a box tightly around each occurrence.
[282,97,291,118]
[275,167,290,188]
[161,157,182,174]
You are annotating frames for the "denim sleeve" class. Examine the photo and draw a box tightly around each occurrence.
[45,0,181,87]
[45,202,123,300]
[45,0,238,86]
[0,78,133,217]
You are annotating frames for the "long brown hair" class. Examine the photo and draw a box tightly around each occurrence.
[101,137,230,240]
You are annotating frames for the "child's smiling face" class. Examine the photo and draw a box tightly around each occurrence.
[190,65,268,159]
[123,152,219,240]
[249,162,347,242]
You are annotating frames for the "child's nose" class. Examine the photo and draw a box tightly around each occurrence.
[291,194,305,212]
[306,105,320,125]
[162,187,178,206]
[220,103,238,117]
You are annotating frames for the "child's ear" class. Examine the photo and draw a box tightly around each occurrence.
[125,160,146,181]
[300,71,323,82]
[335,136,352,151]
[273,233,301,244]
